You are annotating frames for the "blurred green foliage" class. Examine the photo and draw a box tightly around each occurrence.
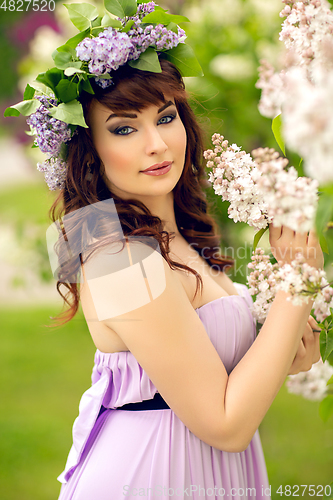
[1,0,333,497]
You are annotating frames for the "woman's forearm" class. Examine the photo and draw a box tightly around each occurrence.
[218,291,313,451]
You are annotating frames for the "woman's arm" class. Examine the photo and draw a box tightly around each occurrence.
[89,227,323,452]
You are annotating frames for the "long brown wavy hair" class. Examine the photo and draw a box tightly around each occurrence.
[49,58,233,326]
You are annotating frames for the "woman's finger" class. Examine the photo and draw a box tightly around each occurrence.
[307,228,321,249]
[289,339,307,375]
[269,224,282,242]
[308,315,320,332]
[294,230,308,250]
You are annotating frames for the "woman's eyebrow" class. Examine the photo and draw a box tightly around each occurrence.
[106,111,137,122]
[105,101,175,123]
[158,100,175,113]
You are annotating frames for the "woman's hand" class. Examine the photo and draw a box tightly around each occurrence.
[288,315,321,375]
[269,225,324,269]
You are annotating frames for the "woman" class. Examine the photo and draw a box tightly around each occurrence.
[6,3,322,497]
[51,58,322,499]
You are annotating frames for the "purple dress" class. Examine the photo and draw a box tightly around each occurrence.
[57,283,271,499]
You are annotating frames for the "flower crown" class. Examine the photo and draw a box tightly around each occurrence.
[4,0,203,191]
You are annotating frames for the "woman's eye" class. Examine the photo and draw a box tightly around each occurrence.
[158,114,175,125]
[113,126,135,136]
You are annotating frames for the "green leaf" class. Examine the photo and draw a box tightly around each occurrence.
[79,78,95,94]
[253,226,269,252]
[316,193,333,236]
[122,19,135,32]
[142,11,189,24]
[320,233,329,255]
[128,48,162,73]
[321,183,333,197]
[319,395,333,422]
[60,28,91,49]
[4,99,40,117]
[272,114,286,156]
[48,99,88,128]
[320,328,333,361]
[52,50,75,70]
[64,67,87,76]
[101,13,122,28]
[36,68,64,92]
[120,0,137,16]
[55,80,78,103]
[91,16,102,27]
[104,0,125,18]
[23,84,35,101]
[4,107,20,117]
[55,44,76,57]
[63,3,99,31]
[327,374,333,385]
[166,22,178,34]
[162,43,203,77]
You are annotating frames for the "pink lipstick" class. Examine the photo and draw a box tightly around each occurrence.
[141,161,172,176]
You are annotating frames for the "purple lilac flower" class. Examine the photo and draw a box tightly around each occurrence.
[76,29,133,75]
[128,24,186,61]
[136,1,156,17]
[37,157,67,191]
[94,76,114,89]
[122,1,156,26]
[26,95,72,156]
[150,24,186,50]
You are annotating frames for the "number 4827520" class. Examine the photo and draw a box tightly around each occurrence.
[276,484,332,497]
[0,0,55,11]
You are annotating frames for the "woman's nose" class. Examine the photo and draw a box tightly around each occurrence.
[145,126,168,156]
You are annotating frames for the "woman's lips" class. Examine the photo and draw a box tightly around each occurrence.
[141,161,172,176]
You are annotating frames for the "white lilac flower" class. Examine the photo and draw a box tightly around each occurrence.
[313,281,333,322]
[274,253,327,306]
[247,248,332,323]
[282,68,333,185]
[26,95,72,156]
[204,137,318,233]
[255,59,285,118]
[279,0,333,82]
[286,359,333,401]
[247,248,278,323]
[256,0,333,185]
[204,134,270,230]
[252,147,319,233]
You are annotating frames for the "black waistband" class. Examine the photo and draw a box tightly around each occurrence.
[116,392,170,411]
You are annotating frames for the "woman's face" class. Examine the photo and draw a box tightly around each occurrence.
[88,96,187,201]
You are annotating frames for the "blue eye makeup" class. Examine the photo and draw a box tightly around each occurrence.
[158,114,176,125]
[110,110,177,136]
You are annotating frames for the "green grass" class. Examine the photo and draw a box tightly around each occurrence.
[1,306,332,500]
[261,386,333,499]
[0,183,57,226]
[0,306,96,500]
